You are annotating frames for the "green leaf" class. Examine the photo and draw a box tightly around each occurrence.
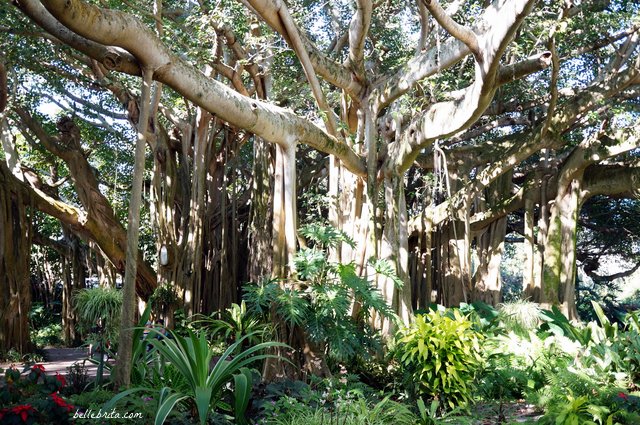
[155,388,189,425]
[233,368,253,425]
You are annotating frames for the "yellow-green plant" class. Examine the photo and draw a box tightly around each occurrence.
[395,310,483,410]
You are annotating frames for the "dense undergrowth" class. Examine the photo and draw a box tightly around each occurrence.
[2,227,640,424]
[2,298,640,424]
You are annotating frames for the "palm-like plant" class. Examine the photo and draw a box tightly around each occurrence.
[73,287,122,385]
[195,301,271,351]
[73,287,122,339]
[106,330,287,425]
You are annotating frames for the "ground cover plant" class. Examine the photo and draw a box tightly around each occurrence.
[4,287,640,424]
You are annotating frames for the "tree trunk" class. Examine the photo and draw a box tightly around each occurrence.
[542,178,581,320]
[0,161,33,354]
[434,220,470,306]
[409,211,433,311]
[115,68,152,388]
[376,175,412,335]
[249,138,274,282]
[472,171,511,305]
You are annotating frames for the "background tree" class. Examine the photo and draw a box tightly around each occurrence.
[0,0,637,366]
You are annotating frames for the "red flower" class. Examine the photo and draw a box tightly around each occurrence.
[50,393,74,412]
[31,364,45,373]
[10,404,35,422]
[618,392,629,400]
[55,372,66,387]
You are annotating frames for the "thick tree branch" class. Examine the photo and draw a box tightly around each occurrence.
[15,0,140,75]
[240,0,362,97]
[583,164,640,198]
[347,0,372,83]
[372,0,536,112]
[429,65,640,226]
[35,0,366,176]
[421,0,481,60]
[384,0,537,174]
[13,107,157,298]
[277,3,339,136]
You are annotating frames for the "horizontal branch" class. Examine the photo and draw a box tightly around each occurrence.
[372,0,535,111]
[36,0,366,176]
[240,0,362,97]
[15,0,140,75]
[384,0,537,174]
[429,64,640,226]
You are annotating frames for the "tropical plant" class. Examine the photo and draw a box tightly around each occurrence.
[194,300,270,351]
[538,392,613,425]
[29,302,63,347]
[244,223,396,365]
[106,330,286,425]
[498,299,541,336]
[103,303,158,386]
[538,305,593,346]
[73,287,122,386]
[395,309,483,410]
[0,364,76,424]
[149,284,180,327]
[72,287,122,343]
[263,395,418,425]
[416,399,473,425]
[457,301,501,333]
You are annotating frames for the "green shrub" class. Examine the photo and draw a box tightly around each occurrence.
[29,302,63,347]
[32,323,63,347]
[395,310,483,409]
[244,224,396,366]
[262,394,418,425]
[194,300,271,351]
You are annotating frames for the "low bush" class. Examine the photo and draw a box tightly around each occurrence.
[0,364,75,424]
[394,309,483,410]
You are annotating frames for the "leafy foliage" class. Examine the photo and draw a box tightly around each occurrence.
[244,224,396,364]
[498,299,541,336]
[106,330,286,425]
[394,310,483,409]
[72,287,122,344]
[194,300,271,352]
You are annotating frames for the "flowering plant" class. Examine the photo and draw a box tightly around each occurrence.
[0,365,75,424]
[0,404,38,425]
[45,392,75,424]
[55,372,67,388]
[27,365,45,383]
[43,373,66,393]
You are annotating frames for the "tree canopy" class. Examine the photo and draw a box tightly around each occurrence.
[0,0,639,361]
